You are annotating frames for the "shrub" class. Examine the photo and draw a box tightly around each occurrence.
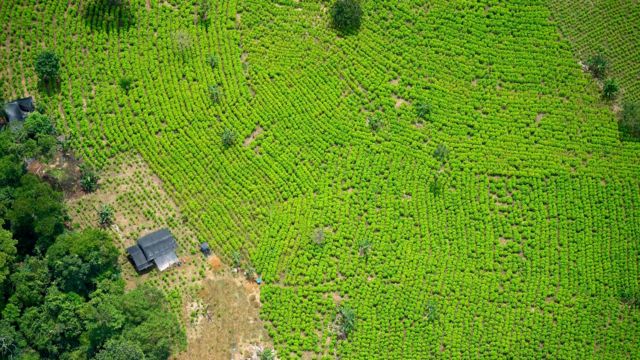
[207,54,218,69]
[221,128,236,148]
[209,85,221,103]
[434,144,449,163]
[586,54,607,79]
[368,114,383,131]
[34,51,60,85]
[98,204,114,228]
[80,165,99,193]
[259,348,276,360]
[602,78,619,100]
[336,306,355,338]
[331,0,363,34]
[416,102,431,120]
[312,228,325,246]
[118,77,133,93]
[620,101,640,138]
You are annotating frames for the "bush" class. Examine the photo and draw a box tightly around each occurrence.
[620,101,640,138]
[602,78,619,100]
[209,85,221,103]
[586,54,607,79]
[207,54,218,69]
[98,204,115,228]
[331,0,363,34]
[221,128,236,148]
[34,51,60,85]
[80,165,99,193]
[118,77,133,93]
[368,114,383,131]
[434,144,449,163]
[415,102,431,120]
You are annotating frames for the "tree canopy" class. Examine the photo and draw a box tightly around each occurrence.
[34,51,60,84]
[331,0,363,34]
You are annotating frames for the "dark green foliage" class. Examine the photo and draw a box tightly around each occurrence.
[357,239,372,258]
[8,175,65,254]
[434,143,449,163]
[209,85,221,103]
[603,78,619,100]
[9,257,51,310]
[259,348,276,360]
[368,114,383,131]
[198,0,211,24]
[231,250,242,269]
[336,306,355,339]
[619,288,640,308]
[425,300,438,322]
[331,0,363,35]
[0,320,22,359]
[19,287,85,357]
[0,227,17,293]
[94,338,146,360]
[46,229,119,296]
[415,102,431,120]
[208,54,218,69]
[23,112,55,138]
[620,101,640,138]
[586,54,607,79]
[118,77,133,93]
[34,51,60,84]
[80,164,100,192]
[221,128,236,148]
[0,156,24,188]
[98,204,115,228]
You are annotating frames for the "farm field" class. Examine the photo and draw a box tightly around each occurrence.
[1,0,639,359]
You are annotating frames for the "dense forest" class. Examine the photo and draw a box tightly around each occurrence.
[0,112,185,359]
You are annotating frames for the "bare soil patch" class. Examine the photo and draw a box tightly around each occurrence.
[243,125,264,147]
[178,275,272,360]
[392,94,410,108]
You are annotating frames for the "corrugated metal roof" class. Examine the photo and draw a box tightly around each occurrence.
[138,228,177,261]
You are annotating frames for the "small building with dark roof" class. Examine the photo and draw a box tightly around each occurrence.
[2,97,35,123]
[126,228,179,272]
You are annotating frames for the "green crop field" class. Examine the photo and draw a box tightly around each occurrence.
[1,0,639,359]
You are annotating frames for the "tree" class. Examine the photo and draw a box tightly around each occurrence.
[434,143,449,163]
[122,311,186,360]
[331,0,363,35]
[198,0,212,24]
[118,77,133,93]
[312,227,325,246]
[335,306,355,339]
[18,287,85,357]
[586,54,607,79]
[23,112,55,138]
[207,54,218,69]
[221,128,236,148]
[357,239,372,258]
[9,257,51,310]
[94,338,146,360]
[98,204,115,228]
[8,174,65,253]
[620,101,640,138]
[602,78,619,100]
[0,320,22,360]
[415,102,431,120]
[46,229,119,296]
[425,300,438,322]
[0,227,17,296]
[34,51,60,85]
[368,114,383,131]
[209,85,221,104]
[80,165,100,193]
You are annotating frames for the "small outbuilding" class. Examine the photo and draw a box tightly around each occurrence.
[2,97,35,123]
[126,228,179,272]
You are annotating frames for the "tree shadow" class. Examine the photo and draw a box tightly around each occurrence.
[82,0,136,33]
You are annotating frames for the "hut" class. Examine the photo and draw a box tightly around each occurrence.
[126,228,179,272]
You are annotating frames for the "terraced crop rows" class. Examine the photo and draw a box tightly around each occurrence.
[1,0,639,358]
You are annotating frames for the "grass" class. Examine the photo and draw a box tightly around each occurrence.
[1,0,639,358]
